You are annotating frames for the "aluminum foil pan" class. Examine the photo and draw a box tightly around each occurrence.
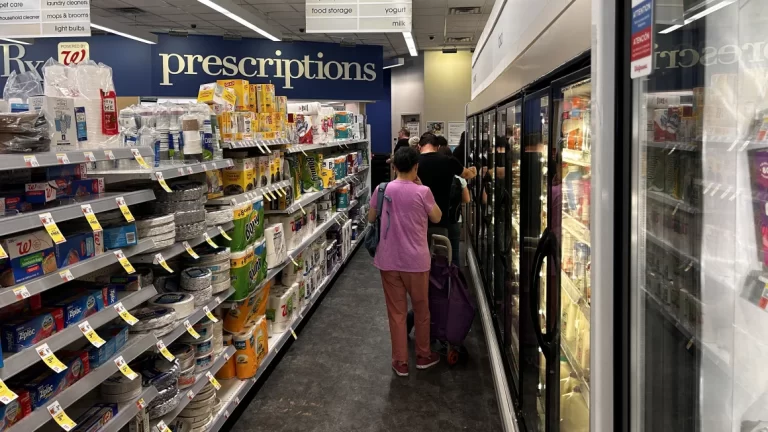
[156,181,205,202]
[139,222,176,237]
[188,284,213,307]
[176,221,206,241]
[211,278,231,294]
[130,306,177,331]
[173,209,206,225]
[141,359,181,392]
[136,214,175,229]
[148,389,182,420]
[145,237,176,253]
[205,208,233,226]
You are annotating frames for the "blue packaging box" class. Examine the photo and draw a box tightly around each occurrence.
[69,178,104,198]
[2,308,64,352]
[51,290,105,328]
[46,164,87,181]
[72,403,118,432]
[54,231,95,269]
[86,336,114,368]
[24,351,89,409]
[87,324,127,367]
[103,223,138,250]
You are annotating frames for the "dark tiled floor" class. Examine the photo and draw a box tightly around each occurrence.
[231,248,503,432]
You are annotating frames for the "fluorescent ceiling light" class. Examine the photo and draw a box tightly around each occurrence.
[659,24,683,34]
[197,0,281,42]
[383,58,405,69]
[0,38,30,45]
[91,23,156,44]
[403,32,417,57]
[91,16,158,44]
[659,0,734,33]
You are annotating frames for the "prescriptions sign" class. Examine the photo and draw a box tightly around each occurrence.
[0,0,91,38]
[306,0,411,33]
[630,0,654,78]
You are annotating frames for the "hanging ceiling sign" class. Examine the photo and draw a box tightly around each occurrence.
[0,0,91,38]
[305,0,411,33]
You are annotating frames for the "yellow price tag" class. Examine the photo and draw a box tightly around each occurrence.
[155,172,173,193]
[47,401,77,431]
[113,302,139,326]
[157,420,172,432]
[205,371,222,390]
[298,203,306,215]
[131,148,151,169]
[203,232,218,248]
[80,204,103,232]
[113,250,136,274]
[114,356,139,380]
[156,340,176,362]
[56,153,70,165]
[36,344,68,373]
[39,212,66,244]
[12,285,30,301]
[0,244,7,259]
[83,151,96,162]
[217,226,232,241]
[0,378,18,404]
[183,320,200,339]
[78,321,106,348]
[136,397,146,410]
[115,196,135,222]
[202,306,219,323]
[59,270,74,282]
[182,241,199,259]
[154,254,174,273]
[291,329,298,340]
[23,155,39,167]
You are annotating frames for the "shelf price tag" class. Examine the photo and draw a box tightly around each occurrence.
[0,244,7,259]
[291,329,298,340]
[156,340,176,362]
[297,203,306,215]
[217,226,232,241]
[275,187,285,197]
[39,213,66,244]
[80,204,103,232]
[104,150,115,160]
[131,148,151,169]
[154,253,174,273]
[187,166,194,175]
[56,153,70,165]
[12,286,30,301]
[203,232,218,248]
[0,379,18,405]
[36,344,68,373]
[154,172,173,193]
[262,192,271,202]
[83,151,95,162]
[23,155,39,167]
[114,356,139,380]
[114,302,139,326]
[183,320,200,339]
[205,371,222,390]
[115,196,135,222]
[78,321,106,348]
[59,269,74,282]
[182,241,199,259]
[136,397,146,410]
[113,250,136,274]
[156,420,172,432]
[202,306,219,323]
[47,401,77,431]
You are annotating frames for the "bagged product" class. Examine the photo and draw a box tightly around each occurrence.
[246,196,264,246]
[234,325,258,379]
[216,334,236,380]
[223,202,251,252]
[299,153,322,192]
[230,246,254,301]
[253,315,269,368]
[253,238,267,286]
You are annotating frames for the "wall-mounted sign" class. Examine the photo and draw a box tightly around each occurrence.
[630,0,654,79]
[426,121,445,136]
[306,0,411,33]
[448,122,465,146]
[0,0,91,38]
[57,41,89,65]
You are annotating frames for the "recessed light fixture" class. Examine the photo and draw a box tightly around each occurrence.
[0,38,30,45]
[403,32,417,57]
[197,0,281,41]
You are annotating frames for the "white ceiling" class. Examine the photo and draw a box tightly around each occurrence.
[90,0,493,57]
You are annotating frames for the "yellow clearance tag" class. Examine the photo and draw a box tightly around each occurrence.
[156,340,176,362]
[205,371,222,390]
[0,378,18,404]
[78,321,106,348]
[202,306,219,323]
[114,356,139,380]
[23,155,39,167]
[80,204,103,232]
[263,193,271,202]
[131,148,151,169]
[154,254,174,273]
[113,250,136,274]
[59,270,74,282]
[203,232,218,248]
[136,397,146,410]
[155,172,173,193]
[217,226,232,241]
[47,401,77,431]
[157,420,172,432]
[115,196,135,222]
[183,320,200,339]
[182,241,199,259]
[56,153,70,165]
[39,213,66,244]
[0,244,7,259]
[12,286,30,301]
[36,344,68,373]
[114,302,139,326]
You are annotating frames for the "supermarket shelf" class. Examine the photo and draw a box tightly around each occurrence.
[98,386,160,432]
[225,138,292,149]
[645,231,699,267]
[562,214,590,246]
[0,147,155,172]
[88,159,233,184]
[561,340,590,409]
[152,346,236,430]
[161,288,235,347]
[7,334,157,432]
[207,226,370,432]
[339,200,359,213]
[561,270,590,324]
[646,190,698,214]
[284,139,369,154]
[0,285,158,381]
[131,222,234,264]
[645,140,698,152]
[562,149,591,167]
[207,180,292,207]
[0,237,157,309]
[0,190,155,237]
[354,186,369,199]
[265,169,369,215]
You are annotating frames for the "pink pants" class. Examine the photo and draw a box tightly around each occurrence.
[380,270,431,363]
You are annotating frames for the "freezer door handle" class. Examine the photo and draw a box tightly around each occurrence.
[529,227,557,357]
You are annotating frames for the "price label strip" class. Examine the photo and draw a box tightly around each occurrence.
[183,241,199,259]
[217,226,232,241]
[156,340,176,362]
[47,401,77,431]
[154,253,174,273]
[56,153,70,165]
[114,356,139,380]
[156,420,172,432]
[39,213,66,244]
[80,204,103,232]
[131,148,151,169]
[183,320,201,339]
[113,250,136,274]
[12,286,30,301]
[78,321,106,348]
[155,172,173,193]
[115,196,135,222]
[0,378,18,405]
[114,302,139,326]
[36,344,68,373]
[203,232,218,248]
[202,306,219,323]
[205,371,222,390]
[59,269,74,282]
[24,155,39,167]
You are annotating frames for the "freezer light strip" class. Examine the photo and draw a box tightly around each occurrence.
[198,0,281,42]
[659,0,734,34]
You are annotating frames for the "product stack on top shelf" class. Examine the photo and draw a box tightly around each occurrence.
[0,57,371,432]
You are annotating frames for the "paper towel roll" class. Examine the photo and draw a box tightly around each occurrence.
[265,223,287,269]
[287,102,321,115]
[234,325,258,379]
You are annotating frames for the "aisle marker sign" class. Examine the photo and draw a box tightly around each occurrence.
[0,244,7,260]
[203,306,219,323]
[155,172,173,193]
[205,371,222,390]
[203,232,219,248]
[154,253,174,273]
[83,151,96,162]
[136,397,146,410]
[23,155,39,167]
[47,401,77,431]
[60,269,74,282]
[630,0,654,79]
[131,148,151,169]
[0,379,18,405]
[56,153,70,165]
[104,150,115,160]
[113,250,136,274]
[183,320,201,339]
[12,286,30,301]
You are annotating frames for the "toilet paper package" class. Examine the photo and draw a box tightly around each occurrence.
[230,246,254,301]
[253,238,267,286]
[223,283,263,334]
[266,287,293,333]
[223,202,252,252]
[304,270,313,299]
[265,223,287,269]
[296,280,306,308]
[280,212,304,251]
[281,251,304,286]
[253,315,269,368]
[233,325,258,379]
[289,283,300,318]
[245,196,263,246]
[216,334,236,380]
[306,204,318,234]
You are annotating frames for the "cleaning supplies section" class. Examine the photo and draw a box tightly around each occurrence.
[0,58,371,432]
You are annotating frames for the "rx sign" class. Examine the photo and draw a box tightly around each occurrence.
[58,42,90,66]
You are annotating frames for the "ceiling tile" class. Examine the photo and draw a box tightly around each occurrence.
[414,7,445,16]
[252,3,296,12]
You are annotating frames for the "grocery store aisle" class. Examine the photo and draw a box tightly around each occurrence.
[230,248,502,432]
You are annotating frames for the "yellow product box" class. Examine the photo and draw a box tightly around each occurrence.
[256,84,275,113]
[217,79,250,111]
[234,112,254,141]
[270,151,283,183]
[270,113,284,132]
[198,83,237,107]
[249,84,257,112]
[263,131,277,140]
[320,158,336,189]
[218,112,234,141]
[258,112,273,132]
[223,158,256,195]
[257,156,270,187]
[276,96,287,115]
[206,170,224,199]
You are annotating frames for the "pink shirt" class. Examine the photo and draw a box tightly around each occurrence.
[370,179,436,272]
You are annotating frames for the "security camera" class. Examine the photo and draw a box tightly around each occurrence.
[191,24,197,29]
[429,34,435,40]
[299,28,305,33]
